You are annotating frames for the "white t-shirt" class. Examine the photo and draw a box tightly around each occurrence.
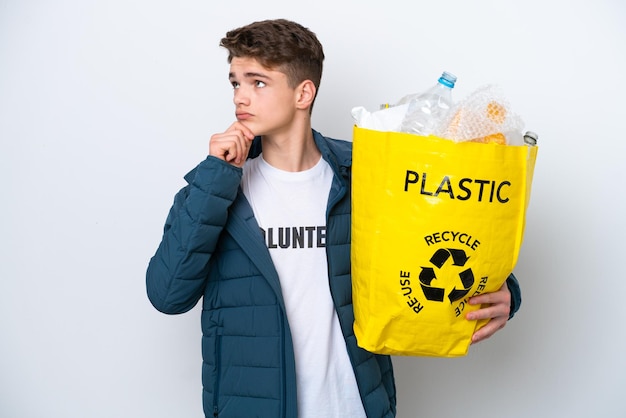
[241,154,366,418]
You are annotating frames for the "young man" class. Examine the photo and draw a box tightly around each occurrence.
[146,19,521,418]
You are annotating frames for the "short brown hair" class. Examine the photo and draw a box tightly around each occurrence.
[220,19,325,94]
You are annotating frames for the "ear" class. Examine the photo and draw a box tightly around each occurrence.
[295,80,316,110]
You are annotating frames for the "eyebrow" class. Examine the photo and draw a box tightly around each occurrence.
[228,71,271,80]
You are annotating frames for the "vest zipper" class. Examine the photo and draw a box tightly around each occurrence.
[280,311,287,418]
[213,333,222,417]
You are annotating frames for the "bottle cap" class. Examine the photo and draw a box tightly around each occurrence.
[439,71,457,88]
[523,131,538,146]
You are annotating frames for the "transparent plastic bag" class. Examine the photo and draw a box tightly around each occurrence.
[351,104,409,132]
[435,85,525,145]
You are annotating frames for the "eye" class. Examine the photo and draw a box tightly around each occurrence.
[231,81,240,89]
[255,80,266,88]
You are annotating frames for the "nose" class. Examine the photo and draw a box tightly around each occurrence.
[233,86,250,106]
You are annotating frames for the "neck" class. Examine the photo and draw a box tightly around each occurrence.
[260,119,321,172]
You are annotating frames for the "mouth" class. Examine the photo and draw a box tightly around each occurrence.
[236,112,252,121]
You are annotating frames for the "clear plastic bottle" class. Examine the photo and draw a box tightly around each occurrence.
[399,71,457,135]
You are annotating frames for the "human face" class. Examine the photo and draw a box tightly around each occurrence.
[229,57,298,137]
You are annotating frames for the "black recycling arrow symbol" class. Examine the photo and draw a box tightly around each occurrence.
[448,249,470,266]
[447,268,474,303]
[430,248,470,268]
[419,267,445,302]
[420,248,475,304]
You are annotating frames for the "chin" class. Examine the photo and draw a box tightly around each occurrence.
[241,121,264,136]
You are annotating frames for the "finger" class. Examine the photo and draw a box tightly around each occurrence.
[209,137,234,162]
[210,131,245,163]
[224,143,238,163]
[466,303,509,321]
[237,132,254,164]
[471,316,507,344]
[218,125,254,166]
[226,122,255,141]
[469,285,510,306]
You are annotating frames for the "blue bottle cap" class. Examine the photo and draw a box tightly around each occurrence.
[439,71,457,88]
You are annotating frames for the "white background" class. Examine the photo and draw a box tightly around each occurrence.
[1,0,625,417]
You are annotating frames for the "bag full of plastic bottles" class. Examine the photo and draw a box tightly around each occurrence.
[350,73,538,357]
